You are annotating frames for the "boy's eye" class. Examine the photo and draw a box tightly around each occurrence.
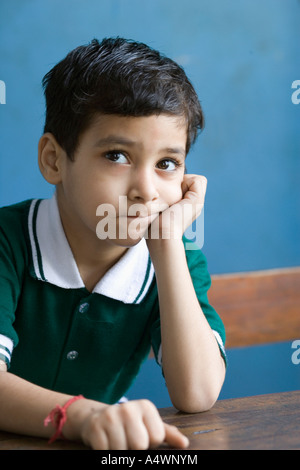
[156,159,181,171]
[105,151,129,164]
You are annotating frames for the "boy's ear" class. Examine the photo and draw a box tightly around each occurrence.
[38,133,66,184]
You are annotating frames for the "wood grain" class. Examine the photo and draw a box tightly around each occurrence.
[209,267,300,348]
[0,391,299,450]
[160,390,300,450]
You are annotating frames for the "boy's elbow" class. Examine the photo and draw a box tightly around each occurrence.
[170,386,220,414]
[167,360,226,414]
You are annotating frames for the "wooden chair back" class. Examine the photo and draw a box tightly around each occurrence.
[208,267,300,348]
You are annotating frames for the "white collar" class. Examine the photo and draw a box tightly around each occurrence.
[27,195,154,304]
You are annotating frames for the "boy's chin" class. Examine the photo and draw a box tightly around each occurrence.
[106,233,147,248]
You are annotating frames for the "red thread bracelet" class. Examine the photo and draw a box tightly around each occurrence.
[44,395,85,444]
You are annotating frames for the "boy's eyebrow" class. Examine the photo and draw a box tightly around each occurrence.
[94,136,136,147]
[94,135,186,156]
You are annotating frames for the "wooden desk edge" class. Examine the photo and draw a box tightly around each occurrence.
[0,391,299,450]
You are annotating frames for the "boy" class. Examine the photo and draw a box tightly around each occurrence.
[0,37,226,450]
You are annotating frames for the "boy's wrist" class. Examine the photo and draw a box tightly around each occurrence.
[146,237,185,265]
[61,397,107,443]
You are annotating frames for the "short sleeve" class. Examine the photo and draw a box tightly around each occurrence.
[0,203,29,365]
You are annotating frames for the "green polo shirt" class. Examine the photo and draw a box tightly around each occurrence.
[0,195,226,404]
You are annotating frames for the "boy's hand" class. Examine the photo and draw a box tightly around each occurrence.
[178,174,207,233]
[147,174,207,243]
[77,399,189,450]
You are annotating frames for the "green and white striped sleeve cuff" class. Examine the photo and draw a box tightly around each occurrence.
[0,334,13,367]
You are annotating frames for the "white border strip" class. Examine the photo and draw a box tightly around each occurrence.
[0,334,13,362]
[213,330,226,358]
[27,199,41,280]
[135,263,155,304]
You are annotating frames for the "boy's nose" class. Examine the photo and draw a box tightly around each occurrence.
[128,168,159,204]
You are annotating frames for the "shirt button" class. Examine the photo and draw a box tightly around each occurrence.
[79,302,90,313]
[67,350,78,361]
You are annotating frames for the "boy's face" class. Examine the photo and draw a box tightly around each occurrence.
[56,113,187,247]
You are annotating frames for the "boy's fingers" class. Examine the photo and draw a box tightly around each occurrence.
[181,174,207,202]
[124,416,152,450]
[163,423,189,449]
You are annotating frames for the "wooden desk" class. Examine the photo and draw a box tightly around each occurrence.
[160,390,300,450]
[0,391,299,450]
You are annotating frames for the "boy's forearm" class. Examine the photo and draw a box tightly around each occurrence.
[0,371,105,440]
[0,371,70,437]
[148,239,225,413]
[0,371,189,450]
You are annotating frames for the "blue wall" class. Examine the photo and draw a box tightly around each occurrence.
[0,0,299,405]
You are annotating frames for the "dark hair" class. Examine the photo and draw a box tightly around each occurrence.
[42,37,204,159]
